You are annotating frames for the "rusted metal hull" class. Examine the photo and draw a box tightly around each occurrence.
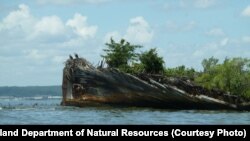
[61,57,250,110]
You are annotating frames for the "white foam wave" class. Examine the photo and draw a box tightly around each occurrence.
[31,96,44,100]
[48,96,61,99]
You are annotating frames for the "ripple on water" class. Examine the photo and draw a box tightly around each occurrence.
[0,97,250,124]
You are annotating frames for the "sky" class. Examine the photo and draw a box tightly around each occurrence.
[0,0,250,86]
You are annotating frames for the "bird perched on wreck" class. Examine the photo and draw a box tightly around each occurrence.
[75,53,79,59]
[69,55,73,60]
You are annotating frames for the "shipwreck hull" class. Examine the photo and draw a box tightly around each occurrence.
[61,57,250,110]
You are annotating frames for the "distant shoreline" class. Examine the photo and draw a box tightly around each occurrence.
[0,85,60,87]
[0,86,61,96]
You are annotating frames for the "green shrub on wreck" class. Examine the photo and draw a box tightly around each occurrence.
[195,57,250,98]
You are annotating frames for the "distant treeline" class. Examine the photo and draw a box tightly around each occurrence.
[0,86,61,97]
[102,38,250,98]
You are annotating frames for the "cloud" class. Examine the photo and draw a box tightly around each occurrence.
[178,0,215,9]
[241,6,250,17]
[0,4,98,42]
[193,39,229,59]
[52,56,67,64]
[183,21,196,31]
[220,38,229,46]
[242,36,250,43]
[206,28,225,36]
[0,4,34,32]
[0,4,101,86]
[194,0,215,8]
[124,16,154,44]
[66,13,97,39]
[104,16,154,44]
[33,16,65,36]
[165,20,197,32]
[25,49,47,60]
[192,36,250,65]
[37,0,111,5]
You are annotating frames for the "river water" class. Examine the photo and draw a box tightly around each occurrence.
[0,95,249,124]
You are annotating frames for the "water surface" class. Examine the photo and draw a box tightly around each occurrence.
[0,95,249,124]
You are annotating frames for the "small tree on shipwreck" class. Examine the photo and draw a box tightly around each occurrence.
[102,38,141,71]
[139,48,165,74]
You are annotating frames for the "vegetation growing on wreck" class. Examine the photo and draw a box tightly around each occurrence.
[102,38,165,74]
[196,57,250,98]
[139,48,165,74]
[102,38,250,99]
[101,38,141,71]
